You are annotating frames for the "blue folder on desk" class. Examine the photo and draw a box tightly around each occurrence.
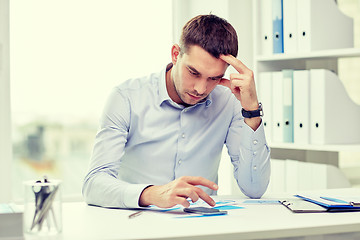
[295,194,360,212]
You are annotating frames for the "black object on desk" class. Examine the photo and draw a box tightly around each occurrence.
[183,207,227,216]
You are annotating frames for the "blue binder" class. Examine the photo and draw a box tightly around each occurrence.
[295,194,360,212]
[272,0,284,54]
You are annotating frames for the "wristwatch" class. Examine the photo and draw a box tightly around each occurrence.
[241,102,263,118]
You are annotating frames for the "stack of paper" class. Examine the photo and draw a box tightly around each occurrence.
[0,203,23,240]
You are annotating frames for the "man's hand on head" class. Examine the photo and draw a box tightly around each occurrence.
[139,176,218,208]
[218,54,259,110]
[218,54,261,130]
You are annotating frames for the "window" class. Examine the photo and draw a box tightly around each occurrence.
[10,0,173,200]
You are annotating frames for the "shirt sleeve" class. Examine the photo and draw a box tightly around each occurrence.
[82,87,150,208]
[225,98,271,198]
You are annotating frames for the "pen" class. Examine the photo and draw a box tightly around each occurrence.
[128,211,143,219]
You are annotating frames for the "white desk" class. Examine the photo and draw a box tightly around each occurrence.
[38,188,360,240]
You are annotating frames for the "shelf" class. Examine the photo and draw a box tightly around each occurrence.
[269,143,360,152]
[256,48,360,62]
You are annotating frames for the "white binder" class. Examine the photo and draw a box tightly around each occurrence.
[310,69,360,144]
[285,159,298,191]
[293,70,310,144]
[272,71,284,143]
[282,70,294,143]
[296,0,311,52]
[260,0,273,55]
[283,0,298,53]
[258,72,273,143]
[297,161,327,190]
[267,159,286,192]
[296,0,353,53]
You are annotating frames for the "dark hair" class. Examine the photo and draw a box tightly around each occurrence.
[179,14,238,58]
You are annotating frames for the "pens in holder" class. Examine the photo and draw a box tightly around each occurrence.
[24,177,62,236]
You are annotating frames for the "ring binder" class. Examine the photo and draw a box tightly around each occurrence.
[280,199,328,213]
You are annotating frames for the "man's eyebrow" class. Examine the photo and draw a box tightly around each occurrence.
[211,73,224,79]
[187,65,200,74]
[187,65,224,78]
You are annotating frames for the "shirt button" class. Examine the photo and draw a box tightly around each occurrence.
[253,151,257,156]
[182,133,185,138]
[253,165,257,170]
[253,140,258,145]
[178,160,182,164]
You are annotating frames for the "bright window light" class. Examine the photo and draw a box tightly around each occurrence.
[10,0,173,201]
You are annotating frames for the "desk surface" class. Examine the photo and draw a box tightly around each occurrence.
[56,188,360,240]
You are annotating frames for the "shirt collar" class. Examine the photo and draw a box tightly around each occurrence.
[158,63,173,106]
[158,63,213,108]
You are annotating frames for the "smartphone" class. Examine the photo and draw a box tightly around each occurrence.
[183,207,227,215]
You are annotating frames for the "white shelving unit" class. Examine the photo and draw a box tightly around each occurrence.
[252,0,360,166]
[256,48,360,61]
[270,143,360,153]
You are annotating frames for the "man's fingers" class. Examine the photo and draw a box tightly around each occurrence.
[175,196,190,208]
[189,191,200,203]
[230,73,249,81]
[218,78,231,89]
[180,188,200,203]
[220,54,251,74]
[181,176,218,190]
[194,187,216,207]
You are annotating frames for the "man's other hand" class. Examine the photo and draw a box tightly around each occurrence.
[139,176,218,208]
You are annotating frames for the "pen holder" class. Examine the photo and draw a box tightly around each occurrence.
[23,179,62,237]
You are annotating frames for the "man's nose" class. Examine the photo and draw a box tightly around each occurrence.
[194,78,207,95]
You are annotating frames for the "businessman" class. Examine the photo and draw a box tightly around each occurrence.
[82,14,271,209]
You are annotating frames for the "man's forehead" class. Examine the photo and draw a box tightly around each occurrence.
[184,59,227,77]
[182,46,227,74]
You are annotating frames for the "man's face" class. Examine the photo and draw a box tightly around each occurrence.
[170,45,228,106]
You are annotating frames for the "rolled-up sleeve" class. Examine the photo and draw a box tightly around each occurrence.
[225,99,271,198]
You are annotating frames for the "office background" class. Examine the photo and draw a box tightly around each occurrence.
[0,0,359,203]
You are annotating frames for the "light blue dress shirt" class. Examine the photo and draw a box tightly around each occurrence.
[82,64,271,208]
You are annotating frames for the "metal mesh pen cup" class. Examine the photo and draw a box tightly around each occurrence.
[23,179,62,236]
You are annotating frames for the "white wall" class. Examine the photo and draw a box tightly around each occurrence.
[172,0,229,45]
[0,0,12,203]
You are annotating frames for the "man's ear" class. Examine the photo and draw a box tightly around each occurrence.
[171,44,181,65]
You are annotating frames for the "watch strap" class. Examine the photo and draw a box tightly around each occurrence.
[241,102,263,118]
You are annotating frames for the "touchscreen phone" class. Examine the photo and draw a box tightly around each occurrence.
[183,207,227,215]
